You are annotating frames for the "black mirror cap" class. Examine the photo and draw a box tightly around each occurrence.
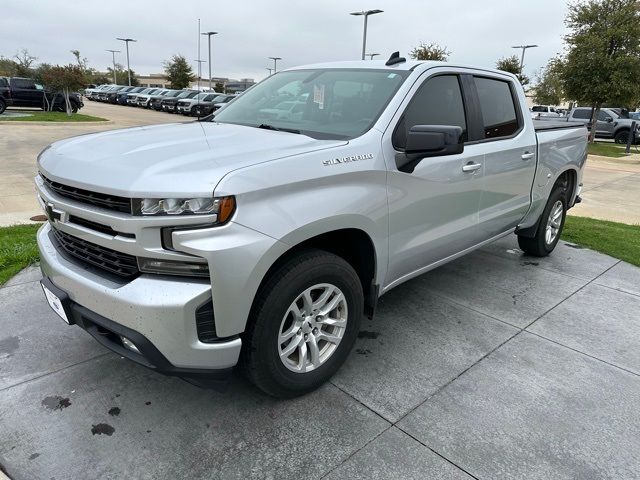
[397,125,464,173]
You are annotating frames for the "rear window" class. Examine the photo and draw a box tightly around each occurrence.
[532,106,547,112]
[474,77,520,139]
[0,78,8,87]
[11,78,36,89]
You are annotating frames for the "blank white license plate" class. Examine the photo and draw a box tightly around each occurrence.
[42,283,70,324]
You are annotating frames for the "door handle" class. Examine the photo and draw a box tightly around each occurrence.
[462,162,482,173]
[521,152,535,160]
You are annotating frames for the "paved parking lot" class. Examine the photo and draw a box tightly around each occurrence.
[1,235,639,479]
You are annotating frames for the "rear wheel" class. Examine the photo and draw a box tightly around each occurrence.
[614,129,630,144]
[0,99,6,114]
[240,249,363,398]
[518,185,567,256]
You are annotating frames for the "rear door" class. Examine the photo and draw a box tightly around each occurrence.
[384,71,486,286]
[472,75,537,237]
[9,78,43,107]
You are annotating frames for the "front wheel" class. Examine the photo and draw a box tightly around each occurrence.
[614,130,629,144]
[240,249,363,398]
[518,185,567,256]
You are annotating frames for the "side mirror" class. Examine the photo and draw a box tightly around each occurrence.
[397,125,464,173]
[605,116,613,123]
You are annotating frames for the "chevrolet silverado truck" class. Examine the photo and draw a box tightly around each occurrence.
[35,54,587,398]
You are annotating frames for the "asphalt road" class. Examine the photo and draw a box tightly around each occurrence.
[1,235,639,479]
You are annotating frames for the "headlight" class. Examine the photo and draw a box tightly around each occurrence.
[134,195,236,222]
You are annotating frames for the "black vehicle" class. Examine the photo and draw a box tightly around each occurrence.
[191,94,235,117]
[0,77,83,114]
[105,86,134,104]
[160,90,199,113]
[149,89,181,110]
[116,86,145,105]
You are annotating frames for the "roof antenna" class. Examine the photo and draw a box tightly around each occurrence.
[385,51,406,66]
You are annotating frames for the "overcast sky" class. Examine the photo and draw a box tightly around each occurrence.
[1,0,570,82]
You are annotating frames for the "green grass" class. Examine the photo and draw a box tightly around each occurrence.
[587,142,629,158]
[0,224,41,286]
[0,112,107,122]
[562,216,640,266]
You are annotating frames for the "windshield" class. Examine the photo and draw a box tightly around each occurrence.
[213,68,409,139]
[177,91,196,98]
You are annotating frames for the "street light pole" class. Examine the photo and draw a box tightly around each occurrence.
[116,37,137,86]
[511,44,538,76]
[201,31,218,91]
[106,49,120,84]
[194,60,206,89]
[350,10,383,60]
[266,67,273,76]
[268,56,282,73]
[366,53,380,60]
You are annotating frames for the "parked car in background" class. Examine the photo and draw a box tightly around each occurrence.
[96,85,125,102]
[629,111,640,121]
[149,90,181,110]
[0,76,83,114]
[191,94,235,117]
[176,92,220,115]
[566,106,640,143]
[85,84,114,101]
[136,88,171,108]
[107,86,134,104]
[117,86,145,105]
[530,105,563,119]
[127,88,159,106]
[35,59,586,397]
[161,90,199,113]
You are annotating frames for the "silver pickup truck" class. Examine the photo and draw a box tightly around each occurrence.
[35,55,587,397]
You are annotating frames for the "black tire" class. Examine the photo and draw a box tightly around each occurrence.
[0,99,6,115]
[240,249,363,398]
[518,184,567,256]
[614,129,629,144]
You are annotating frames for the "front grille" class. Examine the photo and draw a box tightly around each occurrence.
[52,228,139,279]
[195,300,217,343]
[68,215,135,238]
[42,175,132,214]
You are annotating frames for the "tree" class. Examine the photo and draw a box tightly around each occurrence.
[163,54,195,89]
[105,63,140,86]
[562,0,640,142]
[533,58,566,105]
[70,50,89,73]
[40,64,87,115]
[215,81,225,93]
[496,55,530,85]
[14,48,37,76]
[409,42,450,61]
[0,56,18,76]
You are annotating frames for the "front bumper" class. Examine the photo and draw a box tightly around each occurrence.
[37,223,242,373]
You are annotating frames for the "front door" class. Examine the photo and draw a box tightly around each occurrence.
[384,73,484,288]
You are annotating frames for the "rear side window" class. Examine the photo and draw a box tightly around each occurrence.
[0,78,8,87]
[474,77,519,139]
[11,78,36,89]
[393,75,467,149]
[572,109,591,119]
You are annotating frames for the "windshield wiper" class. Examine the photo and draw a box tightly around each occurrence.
[256,124,301,134]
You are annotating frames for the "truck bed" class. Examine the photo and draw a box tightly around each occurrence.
[533,120,585,131]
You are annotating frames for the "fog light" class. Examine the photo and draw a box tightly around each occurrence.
[120,336,140,354]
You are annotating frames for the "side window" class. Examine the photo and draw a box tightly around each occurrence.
[597,110,611,121]
[12,78,36,89]
[572,109,591,119]
[474,77,519,139]
[393,75,467,149]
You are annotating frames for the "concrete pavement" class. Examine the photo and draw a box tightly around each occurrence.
[1,102,640,226]
[1,235,640,479]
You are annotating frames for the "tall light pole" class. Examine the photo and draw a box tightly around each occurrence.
[266,67,273,76]
[194,60,206,89]
[511,44,538,76]
[106,49,120,84]
[350,9,383,60]
[269,56,282,74]
[366,53,380,60]
[201,31,218,91]
[116,37,136,86]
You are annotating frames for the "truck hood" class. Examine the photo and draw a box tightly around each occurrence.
[38,122,347,197]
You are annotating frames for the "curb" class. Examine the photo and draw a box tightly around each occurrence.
[0,120,113,126]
